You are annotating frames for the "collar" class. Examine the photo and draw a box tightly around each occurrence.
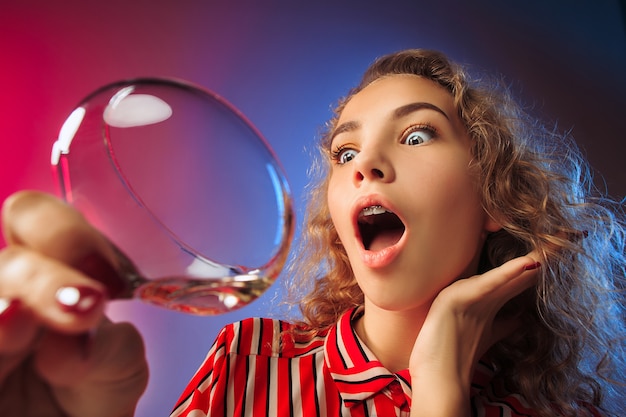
[323,307,412,409]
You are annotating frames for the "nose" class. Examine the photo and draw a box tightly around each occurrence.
[352,147,395,185]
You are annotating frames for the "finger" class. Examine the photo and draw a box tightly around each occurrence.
[2,191,111,262]
[0,299,39,354]
[485,252,541,300]
[33,330,95,385]
[436,252,540,319]
[462,252,541,305]
[0,247,106,334]
[36,320,149,417]
[35,319,145,386]
[2,191,129,298]
[0,299,39,385]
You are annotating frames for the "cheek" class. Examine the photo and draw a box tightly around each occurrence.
[447,175,482,210]
[414,161,487,240]
[422,160,481,209]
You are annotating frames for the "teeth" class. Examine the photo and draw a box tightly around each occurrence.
[359,205,390,218]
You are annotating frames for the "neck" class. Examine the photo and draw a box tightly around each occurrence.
[354,301,430,373]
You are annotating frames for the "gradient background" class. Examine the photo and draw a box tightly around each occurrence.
[1,1,625,415]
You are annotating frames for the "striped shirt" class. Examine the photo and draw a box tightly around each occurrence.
[169,308,592,417]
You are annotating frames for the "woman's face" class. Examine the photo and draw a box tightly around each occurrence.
[327,74,501,313]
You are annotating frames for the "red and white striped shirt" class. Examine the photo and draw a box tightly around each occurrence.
[169,308,588,417]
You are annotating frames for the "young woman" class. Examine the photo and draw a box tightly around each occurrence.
[0,49,623,417]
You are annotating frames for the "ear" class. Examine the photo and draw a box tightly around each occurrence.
[484,213,503,233]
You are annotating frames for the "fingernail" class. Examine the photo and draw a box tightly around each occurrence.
[0,298,20,322]
[523,261,542,271]
[56,286,104,314]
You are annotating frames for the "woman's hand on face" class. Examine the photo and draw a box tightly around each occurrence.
[0,191,148,417]
[408,253,540,417]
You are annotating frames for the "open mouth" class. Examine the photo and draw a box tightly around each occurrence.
[357,205,405,251]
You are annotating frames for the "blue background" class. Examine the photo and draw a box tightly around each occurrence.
[1,1,625,415]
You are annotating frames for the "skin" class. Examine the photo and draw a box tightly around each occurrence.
[328,75,539,416]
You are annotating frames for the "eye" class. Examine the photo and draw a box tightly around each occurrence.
[401,125,437,146]
[331,146,359,164]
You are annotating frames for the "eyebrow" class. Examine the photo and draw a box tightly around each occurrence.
[330,101,450,143]
[394,102,449,120]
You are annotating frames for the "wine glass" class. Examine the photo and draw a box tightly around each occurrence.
[50,78,294,315]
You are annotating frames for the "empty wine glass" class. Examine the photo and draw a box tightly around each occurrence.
[50,78,294,315]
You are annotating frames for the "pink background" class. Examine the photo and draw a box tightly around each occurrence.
[1,1,624,415]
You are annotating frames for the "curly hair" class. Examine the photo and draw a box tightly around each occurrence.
[285,49,625,416]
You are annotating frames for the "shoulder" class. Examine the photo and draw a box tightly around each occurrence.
[215,317,327,359]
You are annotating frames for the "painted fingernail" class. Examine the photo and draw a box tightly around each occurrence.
[524,261,542,271]
[55,286,104,314]
[0,298,20,322]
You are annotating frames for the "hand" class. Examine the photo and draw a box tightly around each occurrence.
[408,253,540,417]
[0,191,148,417]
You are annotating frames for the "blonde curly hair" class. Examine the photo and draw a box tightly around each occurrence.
[285,49,625,416]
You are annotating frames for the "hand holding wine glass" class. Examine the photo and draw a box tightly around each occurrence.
[0,191,148,417]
